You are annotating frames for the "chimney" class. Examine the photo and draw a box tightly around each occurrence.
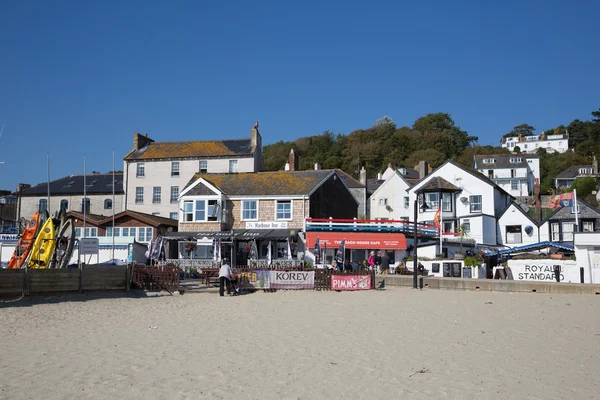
[377,172,382,180]
[387,162,392,169]
[359,166,367,185]
[284,162,290,171]
[133,132,154,151]
[534,178,541,222]
[250,122,262,151]
[417,160,429,179]
[288,148,298,171]
[314,162,321,170]
[593,155,598,175]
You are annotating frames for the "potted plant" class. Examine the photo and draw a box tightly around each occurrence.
[454,224,468,260]
[189,267,198,279]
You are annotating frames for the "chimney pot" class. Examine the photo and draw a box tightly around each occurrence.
[314,162,321,170]
[284,163,290,171]
[377,172,382,180]
[288,148,298,171]
[359,166,367,185]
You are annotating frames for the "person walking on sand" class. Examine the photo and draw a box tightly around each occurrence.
[219,258,234,297]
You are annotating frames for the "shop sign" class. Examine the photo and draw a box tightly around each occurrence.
[306,232,406,250]
[245,221,288,229]
[331,275,372,290]
[270,271,314,289]
[236,270,271,289]
[0,234,18,242]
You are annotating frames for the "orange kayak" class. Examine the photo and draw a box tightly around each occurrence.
[7,211,45,269]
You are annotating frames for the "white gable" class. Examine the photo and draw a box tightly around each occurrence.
[497,203,539,247]
[381,167,396,181]
[369,172,412,220]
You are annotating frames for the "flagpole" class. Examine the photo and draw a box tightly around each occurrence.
[83,155,86,238]
[574,189,579,232]
[47,153,50,215]
[112,150,115,260]
[439,206,443,254]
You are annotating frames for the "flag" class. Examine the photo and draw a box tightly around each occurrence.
[287,238,292,260]
[549,192,574,209]
[335,240,345,264]
[433,208,441,230]
[250,239,258,260]
[213,238,221,261]
[314,237,321,264]
[267,241,272,265]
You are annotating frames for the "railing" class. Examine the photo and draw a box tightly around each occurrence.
[305,218,439,237]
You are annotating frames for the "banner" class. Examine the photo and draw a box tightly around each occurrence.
[549,192,574,209]
[314,237,321,264]
[335,239,345,264]
[236,270,271,289]
[270,271,315,289]
[433,208,441,230]
[331,275,372,290]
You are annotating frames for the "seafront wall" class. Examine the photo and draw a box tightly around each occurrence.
[380,275,600,295]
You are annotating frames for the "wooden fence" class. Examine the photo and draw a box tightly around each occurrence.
[0,266,128,296]
[132,264,180,294]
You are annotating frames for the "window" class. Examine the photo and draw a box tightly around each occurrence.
[425,193,439,210]
[178,242,214,259]
[199,160,208,173]
[75,227,81,237]
[242,200,258,220]
[104,199,112,210]
[135,187,144,203]
[483,158,495,164]
[81,198,90,213]
[122,227,129,237]
[509,157,522,163]
[170,212,178,220]
[562,222,574,241]
[583,221,594,232]
[39,199,47,213]
[511,180,519,191]
[128,227,136,237]
[462,220,471,233]
[106,227,121,237]
[524,144,528,149]
[171,162,180,177]
[510,169,516,178]
[136,163,145,177]
[469,195,482,213]
[379,198,388,206]
[195,200,206,221]
[442,193,452,212]
[276,200,292,220]
[229,160,238,173]
[60,199,69,212]
[571,204,580,214]
[443,221,453,233]
[207,200,219,221]
[79,227,97,237]
[551,223,560,241]
[153,187,161,203]
[404,197,409,208]
[170,186,179,203]
[138,228,145,242]
[183,201,193,222]
[506,225,522,244]
[488,170,494,179]
[145,227,153,242]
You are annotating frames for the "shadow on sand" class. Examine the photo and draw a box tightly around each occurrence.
[0,290,172,309]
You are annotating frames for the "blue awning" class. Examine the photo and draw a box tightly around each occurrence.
[483,241,574,257]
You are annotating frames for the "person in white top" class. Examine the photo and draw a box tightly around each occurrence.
[219,258,234,297]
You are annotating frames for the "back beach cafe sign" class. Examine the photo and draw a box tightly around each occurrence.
[306,232,407,250]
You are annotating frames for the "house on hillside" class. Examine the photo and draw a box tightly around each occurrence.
[18,173,124,221]
[123,124,264,218]
[369,169,414,221]
[501,131,569,154]
[366,163,423,216]
[554,156,599,188]
[407,160,513,252]
[473,154,540,197]
[172,166,358,267]
[539,200,600,243]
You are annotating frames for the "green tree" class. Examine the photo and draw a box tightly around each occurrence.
[570,177,599,199]
[503,123,536,138]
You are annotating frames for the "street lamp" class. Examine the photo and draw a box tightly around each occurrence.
[413,192,429,289]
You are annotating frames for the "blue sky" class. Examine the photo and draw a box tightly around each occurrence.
[1,0,599,190]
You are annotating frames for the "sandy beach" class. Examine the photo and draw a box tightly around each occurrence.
[1,288,599,400]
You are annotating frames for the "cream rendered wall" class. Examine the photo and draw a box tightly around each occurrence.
[369,174,411,220]
[124,156,255,216]
[497,204,539,247]
[19,194,124,219]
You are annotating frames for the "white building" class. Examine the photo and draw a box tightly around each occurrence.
[18,173,124,221]
[369,169,414,221]
[473,154,540,197]
[497,202,540,247]
[501,132,569,154]
[554,156,599,188]
[123,126,264,218]
[407,161,513,249]
[574,232,600,284]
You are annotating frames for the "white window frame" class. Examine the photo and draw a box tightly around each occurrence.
[153,187,161,203]
[181,197,221,222]
[229,160,238,173]
[583,221,594,232]
[135,187,144,203]
[199,160,208,173]
[195,200,206,221]
[275,200,293,221]
[241,200,259,221]
[104,199,113,210]
[171,161,180,177]
[39,199,47,212]
[462,219,471,233]
[136,163,145,177]
[169,212,178,220]
[469,195,482,213]
[170,186,179,203]
[511,180,519,191]
[551,223,560,241]
[425,193,439,210]
[506,225,522,244]
[571,205,580,214]
[562,222,574,241]
[442,193,452,212]
[182,201,194,222]
[404,196,409,208]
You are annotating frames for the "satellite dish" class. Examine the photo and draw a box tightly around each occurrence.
[525,225,533,235]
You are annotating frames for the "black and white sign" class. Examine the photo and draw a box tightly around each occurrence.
[79,238,99,255]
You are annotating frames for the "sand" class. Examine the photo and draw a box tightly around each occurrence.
[1,288,599,400]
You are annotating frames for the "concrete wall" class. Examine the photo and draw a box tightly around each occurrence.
[20,194,125,220]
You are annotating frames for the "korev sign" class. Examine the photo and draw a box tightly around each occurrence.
[270,271,314,289]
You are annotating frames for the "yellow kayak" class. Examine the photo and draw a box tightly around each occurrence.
[28,218,56,269]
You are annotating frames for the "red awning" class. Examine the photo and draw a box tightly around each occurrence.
[306,232,406,250]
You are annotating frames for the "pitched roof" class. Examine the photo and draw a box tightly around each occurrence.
[474,154,539,169]
[65,211,106,223]
[66,210,178,227]
[498,201,539,227]
[322,169,365,189]
[0,204,16,222]
[419,176,461,191]
[555,165,594,180]
[21,174,124,196]
[542,199,600,223]
[184,170,334,196]
[124,139,253,160]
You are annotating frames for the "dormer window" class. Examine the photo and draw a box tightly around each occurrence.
[199,160,208,173]
[509,157,522,163]
[579,168,592,175]
[483,158,495,164]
